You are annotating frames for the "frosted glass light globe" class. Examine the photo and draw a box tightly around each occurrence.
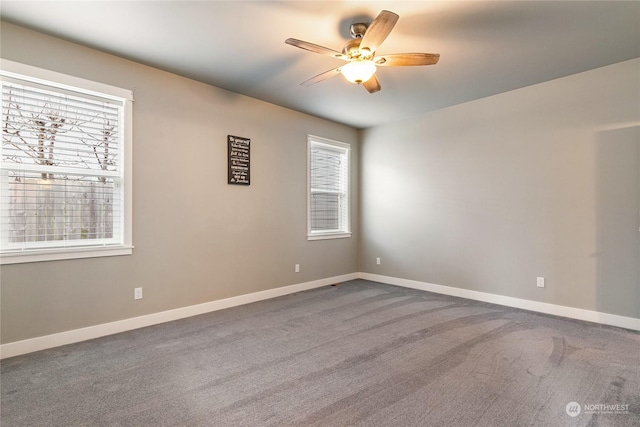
[341,61,376,84]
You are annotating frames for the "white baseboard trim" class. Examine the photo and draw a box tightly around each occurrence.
[3,271,637,359]
[0,273,358,359]
[359,273,640,331]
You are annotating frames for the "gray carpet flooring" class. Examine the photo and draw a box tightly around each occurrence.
[1,279,639,426]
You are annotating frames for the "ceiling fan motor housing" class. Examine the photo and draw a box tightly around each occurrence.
[342,39,362,56]
[345,23,374,59]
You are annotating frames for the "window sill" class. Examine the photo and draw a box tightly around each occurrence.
[0,245,134,265]
[307,232,352,241]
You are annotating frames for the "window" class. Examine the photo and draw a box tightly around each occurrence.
[0,60,133,264]
[307,135,351,240]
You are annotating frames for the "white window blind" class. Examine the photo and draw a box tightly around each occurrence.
[308,136,351,239]
[1,61,133,262]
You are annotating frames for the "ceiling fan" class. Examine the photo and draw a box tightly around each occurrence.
[285,10,440,93]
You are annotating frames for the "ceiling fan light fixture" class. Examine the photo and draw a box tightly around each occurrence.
[341,60,376,84]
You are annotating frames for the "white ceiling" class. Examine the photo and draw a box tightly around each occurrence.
[2,1,639,129]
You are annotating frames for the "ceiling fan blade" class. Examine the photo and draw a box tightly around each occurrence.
[285,38,347,60]
[360,10,399,53]
[363,74,381,93]
[301,67,342,87]
[375,53,440,67]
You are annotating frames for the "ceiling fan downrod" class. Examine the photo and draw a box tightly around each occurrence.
[349,23,368,39]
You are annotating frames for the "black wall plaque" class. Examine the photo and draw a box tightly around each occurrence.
[228,135,250,185]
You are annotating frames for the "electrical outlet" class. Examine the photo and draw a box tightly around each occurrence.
[376,257,381,265]
[134,287,143,300]
[537,277,545,288]
[295,264,300,273]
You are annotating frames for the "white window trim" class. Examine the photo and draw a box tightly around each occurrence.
[0,59,134,264]
[307,135,351,241]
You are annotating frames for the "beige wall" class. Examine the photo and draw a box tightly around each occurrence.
[2,21,638,346]
[0,22,359,344]
[360,58,640,318]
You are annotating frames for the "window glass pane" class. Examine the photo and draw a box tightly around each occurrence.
[2,171,119,247]
[2,82,120,174]
[311,192,340,231]
[311,148,343,192]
